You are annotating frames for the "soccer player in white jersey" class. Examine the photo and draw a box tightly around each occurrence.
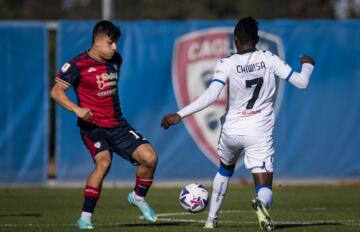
[161,17,315,231]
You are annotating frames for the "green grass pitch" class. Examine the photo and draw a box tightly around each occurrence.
[0,185,359,231]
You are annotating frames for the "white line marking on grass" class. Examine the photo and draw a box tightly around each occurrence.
[156,212,192,217]
[158,218,207,223]
[154,208,328,218]
[150,209,360,227]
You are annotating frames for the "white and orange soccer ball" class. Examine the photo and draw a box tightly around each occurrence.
[179,183,209,213]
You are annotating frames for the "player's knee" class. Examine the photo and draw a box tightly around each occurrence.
[140,151,158,169]
[133,144,158,168]
[146,153,158,168]
[218,161,235,177]
[96,159,112,173]
[256,185,273,208]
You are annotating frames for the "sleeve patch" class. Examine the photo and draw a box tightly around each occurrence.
[61,63,71,73]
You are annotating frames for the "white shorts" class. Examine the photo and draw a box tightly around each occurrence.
[218,132,274,173]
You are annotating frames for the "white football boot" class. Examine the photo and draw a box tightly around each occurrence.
[252,198,274,231]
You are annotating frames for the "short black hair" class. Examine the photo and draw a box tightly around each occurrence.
[92,20,121,44]
[234,17,259,46]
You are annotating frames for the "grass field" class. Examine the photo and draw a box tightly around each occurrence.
[0,185,359,232]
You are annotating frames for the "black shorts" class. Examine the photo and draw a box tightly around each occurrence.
[80,122,149,165]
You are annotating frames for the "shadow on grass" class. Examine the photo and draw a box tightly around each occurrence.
[100,221,189,228]
[125,222,183,227]
[275,222,343,230]
[0,213,42,218]
[216,221,344,230]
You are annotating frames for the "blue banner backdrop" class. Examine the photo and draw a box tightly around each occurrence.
[56,20,360,182]
[0,23,48,184]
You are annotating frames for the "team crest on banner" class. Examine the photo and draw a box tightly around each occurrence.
[172,28,285,166]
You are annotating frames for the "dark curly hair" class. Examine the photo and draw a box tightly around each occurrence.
[92,20,121,44]
[234,17,259,46]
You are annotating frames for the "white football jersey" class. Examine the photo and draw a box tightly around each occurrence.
[213,50,293,136]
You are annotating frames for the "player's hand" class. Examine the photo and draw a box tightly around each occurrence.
[161,113,181,129]
[300,55,315,65]
[74,107,93,120]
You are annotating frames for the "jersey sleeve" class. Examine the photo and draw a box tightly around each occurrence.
[267,52,293,80]
[177,81,224,118]
[55,61,80,87]
[212,58,230,84]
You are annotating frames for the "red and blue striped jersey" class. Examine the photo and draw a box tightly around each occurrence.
[56,51,126,128]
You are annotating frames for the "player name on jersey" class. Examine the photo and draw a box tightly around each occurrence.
[236,61,266,73]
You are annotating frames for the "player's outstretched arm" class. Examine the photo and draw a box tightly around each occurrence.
[161,113,181,129]
[287,55,315,89]
[161,81,224,129]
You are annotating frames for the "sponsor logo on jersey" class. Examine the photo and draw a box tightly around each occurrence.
[172,28,285,167]
[96,73,118,90]
[88,67,97,73]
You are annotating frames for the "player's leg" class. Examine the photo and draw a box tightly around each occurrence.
[204,133,242,229]
[109,124,158,223]
[131,143,158,200]
[253,172,273,209]
[128,143,158,222]
[245,135,275,232]
[87,150,113,187]
[76,150,113,229]
[251,172,274,232]
[204,161,234,229]
[76,127,112,229]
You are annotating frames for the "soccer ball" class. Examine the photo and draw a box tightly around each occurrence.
[179,183,209,213]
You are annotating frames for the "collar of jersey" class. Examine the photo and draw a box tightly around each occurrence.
[237,48,257,55]
[86,50,106,63]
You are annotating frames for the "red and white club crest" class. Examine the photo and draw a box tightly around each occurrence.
[172,28,285,166]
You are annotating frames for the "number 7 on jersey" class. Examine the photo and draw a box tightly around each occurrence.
[245,77,263,109]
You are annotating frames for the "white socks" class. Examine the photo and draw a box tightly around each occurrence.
[208,172,230,218]
[132,191,144,202]
[257,186,272,208]
[80,211,92,222]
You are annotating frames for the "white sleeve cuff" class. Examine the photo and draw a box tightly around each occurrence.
[302,63,314,76]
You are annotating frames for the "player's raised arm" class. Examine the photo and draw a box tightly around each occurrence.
[270,52,315,89]
[286,55,315,89]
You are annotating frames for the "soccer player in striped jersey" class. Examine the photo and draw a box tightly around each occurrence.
[161,17,315,231]
[51,20,158,229]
